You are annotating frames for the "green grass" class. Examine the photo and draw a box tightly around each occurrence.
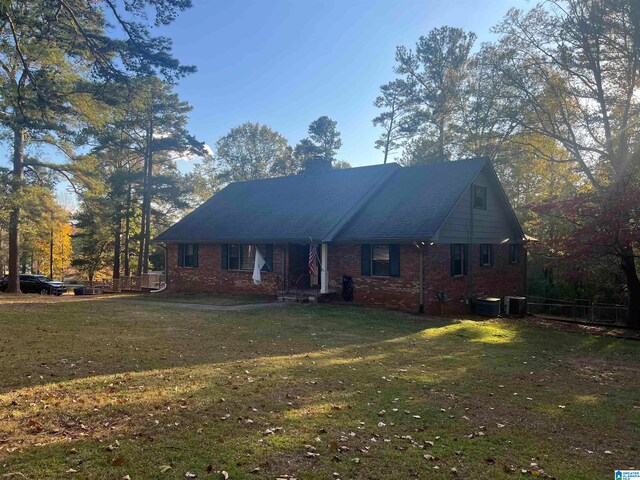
[107,292,275,306]
[0,294,639,479]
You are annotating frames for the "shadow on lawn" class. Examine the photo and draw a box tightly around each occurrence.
[0,297,440,393]
[1,299,639,479]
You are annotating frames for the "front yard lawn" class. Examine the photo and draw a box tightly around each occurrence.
[0,295,638,479]
[108,292,276,306]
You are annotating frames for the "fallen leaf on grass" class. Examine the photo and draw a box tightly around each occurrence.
[111,457,126,466]
[159,465,172,473]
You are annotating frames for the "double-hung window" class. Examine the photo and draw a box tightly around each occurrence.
[178,244,199,268]
[473,185,487,209]
[480,244,494,266]
[509,244,520,264]
[451,244,468,276]
[372,245,390,276]
[361,244,400,277]
[228,244,253,271]
[222,244,273,272]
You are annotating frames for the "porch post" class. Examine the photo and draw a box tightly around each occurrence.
[320,243,329,294]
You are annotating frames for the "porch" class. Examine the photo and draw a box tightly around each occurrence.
[278,242,333,302]
[278,287,339,303]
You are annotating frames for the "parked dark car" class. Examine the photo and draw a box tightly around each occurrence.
[0,274,67,296]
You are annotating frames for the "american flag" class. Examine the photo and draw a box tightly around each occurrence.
[309,242,319,278]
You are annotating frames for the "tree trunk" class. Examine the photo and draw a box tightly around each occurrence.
[0,228,5,276]
[620,250,640,328]
[123,186,132,277]
[113,216,122,279]
[49,212,54,279]
[141,113,153,275]
[142,153,152,274]
[7,127,24,294]
[136,155,148,277]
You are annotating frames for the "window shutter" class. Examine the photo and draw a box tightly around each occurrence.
[193,244,199,268]
[178,244,184,267]
[463,244,469,275]
[389,244,400,277]
[361,244,371,276]
[221,244,228,269]
[262,244,273,272]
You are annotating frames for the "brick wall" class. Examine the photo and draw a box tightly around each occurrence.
[166,242,526,316]
[327,244,421,311]
[326,243,526,315]
[166,243,283,296]
[422,243,526,315]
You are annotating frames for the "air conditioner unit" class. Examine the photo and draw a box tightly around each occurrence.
[505,296,527,317]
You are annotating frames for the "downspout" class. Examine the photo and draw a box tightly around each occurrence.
[524,239,529,298]
[152,243,168,293]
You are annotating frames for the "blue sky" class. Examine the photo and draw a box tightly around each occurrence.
[162,0,530,170]
[0,0,530,190]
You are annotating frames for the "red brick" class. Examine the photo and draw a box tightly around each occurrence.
[166,242,526,315]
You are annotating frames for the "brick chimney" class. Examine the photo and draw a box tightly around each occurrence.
[303,156,332,175]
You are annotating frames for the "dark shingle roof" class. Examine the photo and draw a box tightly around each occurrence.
[156,158,489,244]
[156,163,399,243]
[332,158,487,242]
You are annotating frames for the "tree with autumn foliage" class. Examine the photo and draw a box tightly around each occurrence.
[34,221,73,280]
[490,0,640,326]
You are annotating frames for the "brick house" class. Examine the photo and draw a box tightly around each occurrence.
[156,158,527,315]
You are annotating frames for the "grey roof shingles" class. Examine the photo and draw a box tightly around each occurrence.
[156,158,489,244]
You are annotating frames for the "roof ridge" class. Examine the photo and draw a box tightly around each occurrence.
[322,164,401,242]
[225,162,398,186]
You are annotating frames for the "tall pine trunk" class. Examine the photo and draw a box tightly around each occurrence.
[0,229,4,276]
[123,186,132,277]
[136,150,149,277]
[49,211,54,279]
[7,127,24,294]
[113,216,122,280]
[140,111,153,275]
[142,144,152,274]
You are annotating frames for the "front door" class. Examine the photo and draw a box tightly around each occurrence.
[288,244,322,289]
[288,244,310,289]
